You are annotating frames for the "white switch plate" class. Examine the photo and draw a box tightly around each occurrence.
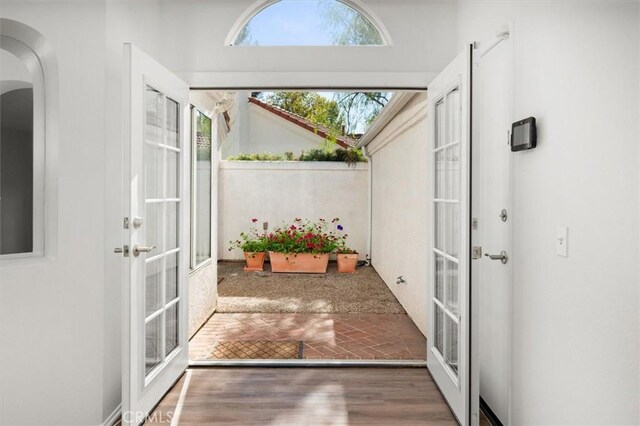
[556,226,568,257]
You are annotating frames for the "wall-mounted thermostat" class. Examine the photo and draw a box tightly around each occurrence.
[511,117,537,152]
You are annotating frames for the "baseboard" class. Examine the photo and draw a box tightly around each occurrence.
[480,397,504,426]
[102,403,121,426]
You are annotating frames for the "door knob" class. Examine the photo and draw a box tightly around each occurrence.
[133,244,156,257]
[484,250,508,264]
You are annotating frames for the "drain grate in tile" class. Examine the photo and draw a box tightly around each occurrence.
[206,340,303,360]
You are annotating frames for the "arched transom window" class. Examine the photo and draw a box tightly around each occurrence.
[228,0,390,46]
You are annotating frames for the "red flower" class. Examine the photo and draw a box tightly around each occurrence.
[251,218,258,223]
[290,225,297,230]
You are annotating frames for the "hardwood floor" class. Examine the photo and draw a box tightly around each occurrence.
[147,368,457,425]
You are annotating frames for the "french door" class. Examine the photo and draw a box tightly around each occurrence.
[122,44,190,425]
[427,45,475,425]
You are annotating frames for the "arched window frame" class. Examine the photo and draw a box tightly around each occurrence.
[0,19,58,263]
[225,0,393,47]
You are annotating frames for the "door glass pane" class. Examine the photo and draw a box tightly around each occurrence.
[144,143,163,199]
[435,203,445,251]
[434,305,444,355]
[445,316,459,376]
[447,88,460,143]
[446,145,460,200]
[446,203,459,258]
[145,315,162,374]
[166,150,179,199]
[166,201,178,250]
[434,254,444,302]
[165,304,178,355]
[165,97,179,147]
[145,86,163,143]
[435,150,445,198]
[166,253,178,302]
[446,260,458,315]
[435,100,445,148]
[145,202,163,253]
[145,259,163,316]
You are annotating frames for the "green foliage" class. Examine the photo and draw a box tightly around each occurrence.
[265,91,345,137]
[229,219,269,253]
[320,2,384,46]
[226,148,366,166]
[334,92,390,134]
[266,218,344,254]
[227,152,285,161]
[298,148,366,166]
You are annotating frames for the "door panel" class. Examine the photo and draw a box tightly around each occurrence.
[475,34,513,424]
[123,44,190,426]
[427,45,474,425]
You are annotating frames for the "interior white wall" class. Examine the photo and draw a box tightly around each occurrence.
[0,3,107,426]
[105,0,457,87]
[220,161,369,261]
[457,2,640,424]
[369,93,428,336]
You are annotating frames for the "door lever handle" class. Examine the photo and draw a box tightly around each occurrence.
[133,244,156,257]
[484,250,508,264]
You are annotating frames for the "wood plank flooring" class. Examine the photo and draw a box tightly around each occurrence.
[147,368,457,425]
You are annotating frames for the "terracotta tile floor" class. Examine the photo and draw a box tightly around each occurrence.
[190,313,426,360]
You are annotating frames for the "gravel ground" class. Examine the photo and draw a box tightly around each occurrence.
[216,261,405,314]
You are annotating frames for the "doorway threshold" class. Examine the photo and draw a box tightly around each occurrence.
[189,359,426,368]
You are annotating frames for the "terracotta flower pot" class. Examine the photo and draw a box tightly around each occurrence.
[269,252,329,274]
[337,253,359,273]
[243,251,266,272]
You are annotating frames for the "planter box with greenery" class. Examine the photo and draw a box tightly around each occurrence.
[229,219,268,272]
[266,218,342,274]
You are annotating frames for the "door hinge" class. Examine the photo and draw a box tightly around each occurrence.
[123,217,130,229]
[472,218,478,230]
[472,246,483,259]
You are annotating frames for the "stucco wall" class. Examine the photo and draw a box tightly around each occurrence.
[369,93,428,336]
[219,161,368,260]
[188,262,216,338]
[243,102,330,156]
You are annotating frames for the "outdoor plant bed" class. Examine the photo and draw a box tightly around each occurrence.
[269,252,329,273]
[266,218,350,274]
[232,217,358,274]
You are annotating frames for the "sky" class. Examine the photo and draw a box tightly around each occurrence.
[239,0,367,46]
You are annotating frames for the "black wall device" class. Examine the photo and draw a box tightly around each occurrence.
[510,117,537,152]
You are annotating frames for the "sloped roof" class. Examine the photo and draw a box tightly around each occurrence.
[248,97,355,149]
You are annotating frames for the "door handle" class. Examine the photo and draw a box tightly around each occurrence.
[133,244,156,257]
[484,250,508,264]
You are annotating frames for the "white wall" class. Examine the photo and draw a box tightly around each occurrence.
[0,3,108,425]
[369,93,428,336]
[220,161,368,260]
[458,2,640,424]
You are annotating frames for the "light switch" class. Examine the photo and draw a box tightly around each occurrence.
[556,226,568,257]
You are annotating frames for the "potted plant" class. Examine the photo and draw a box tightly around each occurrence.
[266,218,341,274]
[334,223,358,273]
[229,219,268,272]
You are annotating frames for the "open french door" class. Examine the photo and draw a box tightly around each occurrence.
[122,44,190,425]
[427,44,476,425]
